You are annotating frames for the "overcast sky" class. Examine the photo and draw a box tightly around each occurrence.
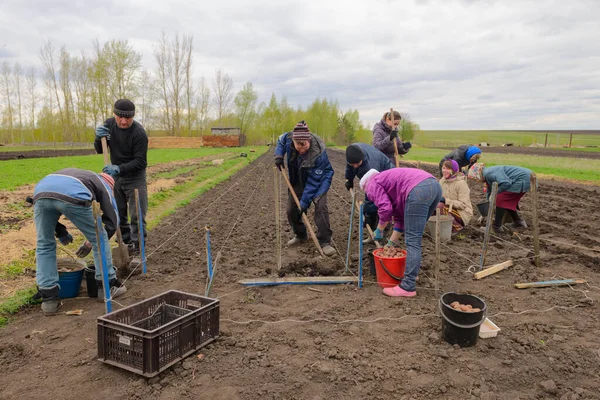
[1,0,599,129]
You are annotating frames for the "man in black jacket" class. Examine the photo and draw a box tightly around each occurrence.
[94,99,148,255]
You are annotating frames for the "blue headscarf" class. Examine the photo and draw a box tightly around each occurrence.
[465,146,481,161]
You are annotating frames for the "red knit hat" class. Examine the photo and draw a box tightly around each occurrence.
[292,120,312,141]
[99,173,115,189]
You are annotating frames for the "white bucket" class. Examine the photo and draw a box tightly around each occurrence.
[426,215,453,243]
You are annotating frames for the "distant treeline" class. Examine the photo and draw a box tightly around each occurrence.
[0,34,419,146]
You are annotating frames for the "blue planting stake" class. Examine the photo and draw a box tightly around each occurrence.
[205,226,214,295]
[345,189,356,273]
[358,203,364,289]
[93,202,112,313]
[135,189,147,274]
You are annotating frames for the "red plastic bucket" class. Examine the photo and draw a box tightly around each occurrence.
[372,248,407,288]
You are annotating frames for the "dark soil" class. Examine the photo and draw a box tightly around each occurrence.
[437,146,600,160]
[1,150,600,400]
[0,148,96,161]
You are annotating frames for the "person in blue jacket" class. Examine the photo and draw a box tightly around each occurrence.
[468,163,533,233]
[439,145,481,176]
[275,121,336,256]
[32,168,127,315]
[344,143,395,243]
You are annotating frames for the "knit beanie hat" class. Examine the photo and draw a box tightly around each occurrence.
[450,159,460,173]
[465,146,481,162]
[346,144,364,164]
[467,163,485,181]
[113,99,135,118]
[359,169,379,191]
[292,120,312,141]
[99,173,115,189]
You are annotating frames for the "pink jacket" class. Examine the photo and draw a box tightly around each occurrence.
[365,168,435,231]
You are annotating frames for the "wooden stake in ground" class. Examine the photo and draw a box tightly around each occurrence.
[345,188,356,272]
[350,188,383,249]
[279,168,325,257]
[274,167,282,270]
[100,137,130,269]
[473,260,513,280]
[390,108,400,168]
[530,173,540,267]
[479,182,498,269]
[434,206,441,292]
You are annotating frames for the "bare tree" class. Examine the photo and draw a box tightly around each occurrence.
[103,39,142,100]
[196,77,211,133]
[26,67,37,142]
[59,47,75,143]
[39,40,66,141]
[154,31,172,135]
[72,52,91,136]
[234,82,257,135]
[0,62,14,143]
[212,68,233,126]
[138,69,156,128]
[13,63,24,143]
[168,33,185,136]
[183,35,194,133]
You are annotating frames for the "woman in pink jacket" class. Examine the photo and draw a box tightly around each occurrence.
[360,168,442,297]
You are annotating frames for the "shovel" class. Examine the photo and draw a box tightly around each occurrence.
[100,136,130,269]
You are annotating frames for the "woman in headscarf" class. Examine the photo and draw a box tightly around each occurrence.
[360,168,442,297]
[467,163,533,233]
[438,159,473,233]
[438,145,481,176]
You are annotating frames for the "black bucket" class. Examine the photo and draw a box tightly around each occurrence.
[366,249,376,276]
[85,264,98,298]
[439,292,487,347]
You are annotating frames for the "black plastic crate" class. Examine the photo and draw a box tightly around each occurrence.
[97,290,219,377]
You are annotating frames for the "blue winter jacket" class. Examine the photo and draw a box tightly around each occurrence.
[275,132,334,210]
[33,168,120,238]
[345,143,395,182]
[483,165,533,198]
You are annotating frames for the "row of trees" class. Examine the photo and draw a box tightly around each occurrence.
[0,33,419,146]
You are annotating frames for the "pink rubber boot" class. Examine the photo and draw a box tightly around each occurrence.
[382,285,416,297]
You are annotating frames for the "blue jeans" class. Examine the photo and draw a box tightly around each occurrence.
[34,198,116,289]
[400,178,442,292]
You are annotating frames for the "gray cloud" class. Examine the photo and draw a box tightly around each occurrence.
[0,0,599,129]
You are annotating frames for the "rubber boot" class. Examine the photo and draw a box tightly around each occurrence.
[493,207,506,233]
[39,286,61,316]
[508,210,528,229]
[286,236,307,247]
[321,244,336,257]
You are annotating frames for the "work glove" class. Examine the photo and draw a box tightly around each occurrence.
[389,129,398,140]
[275,157,284,171]
[385,239,400,248]
[102,165,120,177]
[344,180,353,191]
[95,125,110,140]
[76,241,92,258]
[298,207,308,220]
[440,197,446,203]
[402,142,412,151]
[57,233,73,246]
[373,228,383,240]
